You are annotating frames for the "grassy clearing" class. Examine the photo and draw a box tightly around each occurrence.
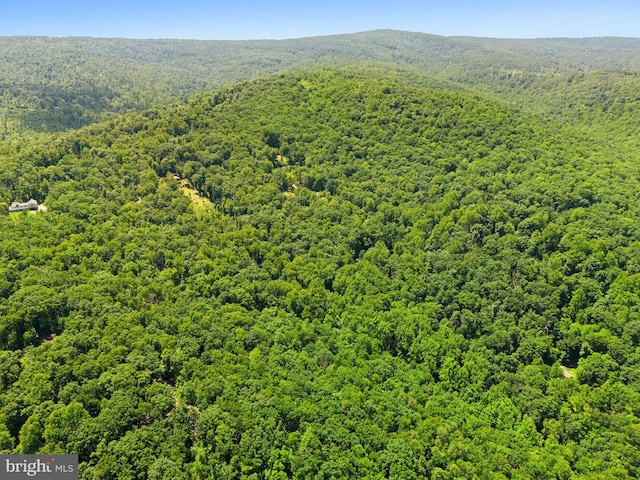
[180,184,213,213]
[560,365,577,379]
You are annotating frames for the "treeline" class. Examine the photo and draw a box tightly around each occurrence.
[1,31,640,134]
[0,68,639,478]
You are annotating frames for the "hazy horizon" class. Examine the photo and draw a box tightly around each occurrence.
[1,0,639,41]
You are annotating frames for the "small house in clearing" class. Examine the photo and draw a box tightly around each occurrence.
[9,199,39,212]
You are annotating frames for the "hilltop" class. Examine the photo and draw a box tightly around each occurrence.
[1,30,640,134]
[0,67,640,478]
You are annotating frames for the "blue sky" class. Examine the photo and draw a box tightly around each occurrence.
[1,0,639,40]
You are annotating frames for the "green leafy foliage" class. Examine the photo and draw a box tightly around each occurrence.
[1,31,640,135]
[0,61,640,478]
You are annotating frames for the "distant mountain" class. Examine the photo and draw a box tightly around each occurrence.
[1,30,639,133]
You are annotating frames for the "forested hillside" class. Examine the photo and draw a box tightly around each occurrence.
[1,66,640,478]
[1,31,640,134]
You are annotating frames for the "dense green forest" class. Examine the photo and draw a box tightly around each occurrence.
[1,31,640,479]
[2,30,640,134]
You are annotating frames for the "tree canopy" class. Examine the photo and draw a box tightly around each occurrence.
[0,60,640,479]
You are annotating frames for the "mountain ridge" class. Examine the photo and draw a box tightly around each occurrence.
[1,29,640,134]
[1,66,640,478]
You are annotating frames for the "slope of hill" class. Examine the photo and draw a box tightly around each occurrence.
[1,67,640,478]
[1,30,640,134]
